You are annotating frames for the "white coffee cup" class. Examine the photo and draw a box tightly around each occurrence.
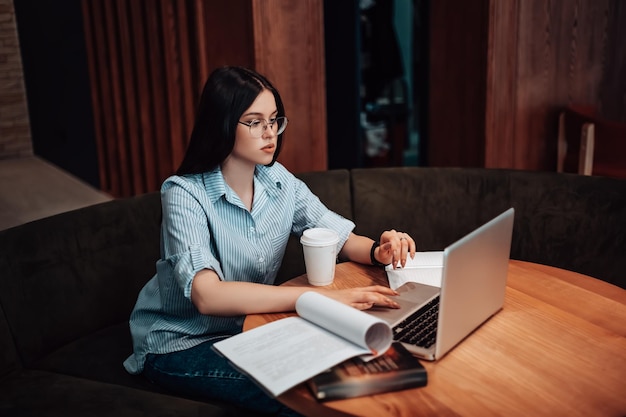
[300,228,340,286]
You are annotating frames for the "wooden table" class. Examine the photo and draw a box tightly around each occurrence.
[245,260,626,417]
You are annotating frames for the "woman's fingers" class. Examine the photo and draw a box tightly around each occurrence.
[351,287,400,310]
[322,286,401,310]
[357,285,398,295]
[380,230,416,268]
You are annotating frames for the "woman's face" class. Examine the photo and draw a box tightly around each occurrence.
[230,89,279,168]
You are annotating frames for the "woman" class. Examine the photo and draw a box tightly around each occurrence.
[124,66,416,416]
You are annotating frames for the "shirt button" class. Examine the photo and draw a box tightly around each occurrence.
[259,257,265,263]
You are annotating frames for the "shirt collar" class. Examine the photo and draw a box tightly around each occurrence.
[255,165,282,198]
[202,165,282,205]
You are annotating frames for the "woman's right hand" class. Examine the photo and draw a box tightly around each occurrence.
[319,285,400,310]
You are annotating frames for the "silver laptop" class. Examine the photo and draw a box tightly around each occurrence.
[367,208,515,361]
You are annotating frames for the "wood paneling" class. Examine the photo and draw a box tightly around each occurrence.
[82,0,325,197]
[82,0,241,197]
[513,0,611,170]
[82,0,623,188]
[598,1,626,122]
[428,0,489,167]
[485,0,518,168]
[251,0,328,173]
[432,0,623,172]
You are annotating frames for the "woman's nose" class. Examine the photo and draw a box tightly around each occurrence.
[261,125,276,139]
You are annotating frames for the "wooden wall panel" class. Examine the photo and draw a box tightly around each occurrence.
[485,0,518,168]
[82,0,255,197]
[251,0,328,172]
[428,0,489,167]
[513,0,611,170]
[598,0,626,122]
[82,0,325,197]
[438,0,621,172]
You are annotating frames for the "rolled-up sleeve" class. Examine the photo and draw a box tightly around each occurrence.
[161,179,225,298]
[168,245,225,299]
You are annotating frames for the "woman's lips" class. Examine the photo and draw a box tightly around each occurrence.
[261,144,275,153]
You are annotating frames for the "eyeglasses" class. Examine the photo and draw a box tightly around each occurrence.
[238,116,288,138]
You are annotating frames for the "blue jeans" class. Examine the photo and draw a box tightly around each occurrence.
[143,337,302,417]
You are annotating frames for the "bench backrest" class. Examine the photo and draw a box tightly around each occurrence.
[350,167,626,288]
[0,192,162,369]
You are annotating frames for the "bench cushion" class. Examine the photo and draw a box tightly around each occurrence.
[0,369,245,417]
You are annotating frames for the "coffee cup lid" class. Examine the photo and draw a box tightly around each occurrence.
[300,228,339,247]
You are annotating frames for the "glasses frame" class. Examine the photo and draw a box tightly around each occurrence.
[238,116,288,138]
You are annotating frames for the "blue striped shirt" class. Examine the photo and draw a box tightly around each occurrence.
[123,162,355,374]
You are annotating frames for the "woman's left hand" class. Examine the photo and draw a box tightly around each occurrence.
[375,230,416,268]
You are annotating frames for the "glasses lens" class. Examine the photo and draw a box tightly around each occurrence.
[249,120,264,137]
[275,117,288,135]
[247,117,288,137]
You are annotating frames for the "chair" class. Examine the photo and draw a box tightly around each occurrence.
[557,106,594,175]
[557,105,626,178]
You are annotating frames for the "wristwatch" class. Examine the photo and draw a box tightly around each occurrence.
[370,241,386,267]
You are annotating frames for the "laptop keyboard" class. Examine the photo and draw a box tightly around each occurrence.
[393,296,440,349]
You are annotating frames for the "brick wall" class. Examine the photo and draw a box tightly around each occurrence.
[0,0,32,159]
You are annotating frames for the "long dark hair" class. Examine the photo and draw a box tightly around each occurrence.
[176,66,286,175]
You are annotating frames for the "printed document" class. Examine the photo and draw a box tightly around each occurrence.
[212,292,393,397]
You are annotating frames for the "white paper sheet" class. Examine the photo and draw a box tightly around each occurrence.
[385,251,444,290]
